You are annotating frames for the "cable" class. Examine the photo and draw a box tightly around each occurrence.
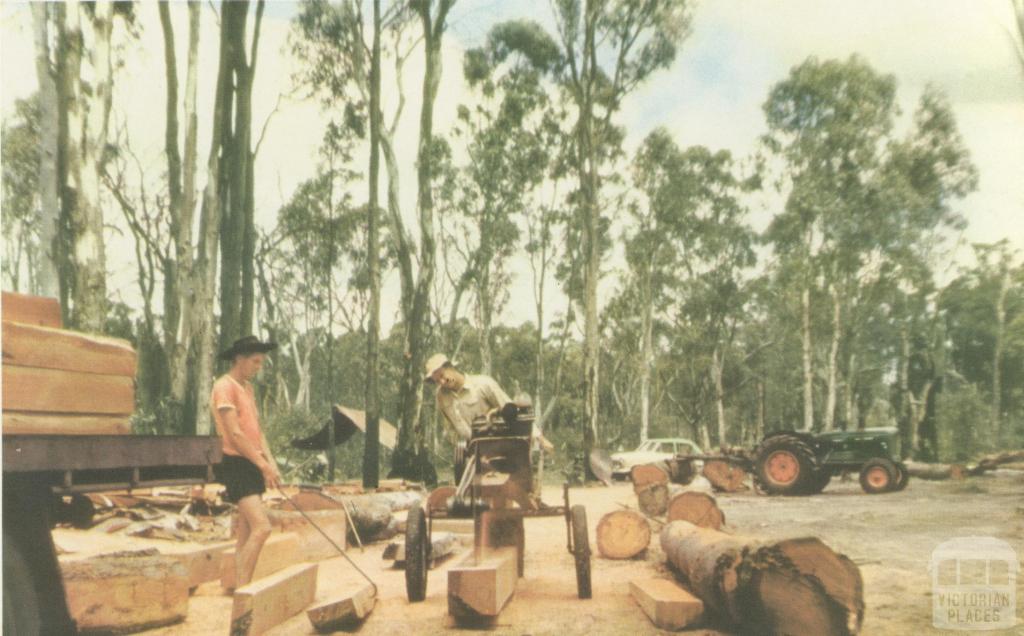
[275,487,378,596]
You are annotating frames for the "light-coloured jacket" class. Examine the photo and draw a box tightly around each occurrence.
[436,374,512,441]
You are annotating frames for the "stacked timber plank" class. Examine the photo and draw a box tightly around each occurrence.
[2,291,137,435]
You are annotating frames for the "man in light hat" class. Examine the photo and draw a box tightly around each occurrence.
[211,335,281,589]
[425,353,553,448]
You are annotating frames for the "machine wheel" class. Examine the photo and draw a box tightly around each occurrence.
[805,468,832,494]
[859,458,897,494]
[891,462,910,492]
[404,506,430,602]
[754,433,819,495]
[570,505,592,599]
[3,532,41,635]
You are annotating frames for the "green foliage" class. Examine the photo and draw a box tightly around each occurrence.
[936,384,990,462]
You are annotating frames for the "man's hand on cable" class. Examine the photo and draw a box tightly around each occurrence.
[259,458,281,489]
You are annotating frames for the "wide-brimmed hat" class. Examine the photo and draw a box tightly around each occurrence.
[219,335,278,360]
[424,353,452,381]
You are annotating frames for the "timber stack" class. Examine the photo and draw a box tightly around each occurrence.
[2,291,136,435]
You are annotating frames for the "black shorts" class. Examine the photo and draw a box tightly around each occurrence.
[215,455,266,503]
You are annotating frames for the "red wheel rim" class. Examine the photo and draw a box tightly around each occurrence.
[866,466,889,489]
[766,450,800,485]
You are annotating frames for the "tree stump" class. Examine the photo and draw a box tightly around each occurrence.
[596,510,651,559]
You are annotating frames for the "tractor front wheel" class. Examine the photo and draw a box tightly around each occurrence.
[891,462,910,492]
[859,458,897,494]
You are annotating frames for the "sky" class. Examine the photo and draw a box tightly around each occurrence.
[1,0,1021,334]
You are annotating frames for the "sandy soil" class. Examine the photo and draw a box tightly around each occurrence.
[57,471,1024,635]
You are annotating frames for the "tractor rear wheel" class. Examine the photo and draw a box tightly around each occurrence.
[805,468,832,494]
[891,462,910,492]
[859,458,897,494]
[754,434,819,495]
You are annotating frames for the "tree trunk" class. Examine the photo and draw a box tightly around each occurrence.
[755,378,766,443]
[640,269,653,443]
[991,267,1009,439]
[899,323,911,446]
[711,346,727,445]
[31,2,61,298]
[666,492,725,529]
[596,510,650,559]
[363,0,382,490]
[844,352,857,430]
[660,521,863,634]
[63,0,113,332]
[823,284,841,430]
[801,284,814,432]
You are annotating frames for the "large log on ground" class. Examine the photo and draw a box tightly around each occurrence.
[266,509,346,561]
[221,532,300,590]
[630,577,704,630]
[666,492,725,530]
[1,291,62,327]
[230,562,318,636]
[383,531,461,567]
[636,483,669,517]
[904,460,966,480]
[2,321,137,376]
[307,583,376,632]
[447,547,518,619]
[970,450,1024,475]
[596,510,651,559]
[701,459,748,492]
[660,521,863,635]
[2,365,134,415]
[171,541,234,589]
[61,552,189,632]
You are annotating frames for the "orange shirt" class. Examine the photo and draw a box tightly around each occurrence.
[210,375,263,457]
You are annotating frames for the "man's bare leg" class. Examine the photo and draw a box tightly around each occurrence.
[234,494,272,587]
[232,506,251,588]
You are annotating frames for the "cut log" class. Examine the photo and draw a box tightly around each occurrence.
[630,577,704,630]
[61,552,189,633]
[307,583,376,632]
[2,365,134,415]
[596,510,651,559]
[701,459,748,492]
[230,562,318,636]
[447,547,518,619]
[631,463,670,490]
[383,531,460,567]
[346,490,424,512]
[969,450,1024,475]
[2,321,137,376]
[427,486,456,512]
[637,483,669,517]
[172,541,234,589]
[660,521,863,635]
[266,509,346,562]
[2,412,131,435]
[664,457,698,485]
[343,499,395,544]
[220,532,300,590]
[1,291,62,328]
[666,492,725,530]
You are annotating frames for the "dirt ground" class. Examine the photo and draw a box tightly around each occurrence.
[56,470,1024,635]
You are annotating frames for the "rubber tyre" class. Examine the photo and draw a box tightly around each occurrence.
[571,505,592,599]
[859,458,897,494]
[754,433,819,495]
[892,462,910,492]
[453,442,467,485]
[3,532,42,635]
[404,506,429,602]
[805,468,832,494]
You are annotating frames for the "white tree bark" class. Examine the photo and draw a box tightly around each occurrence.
[30,2,61,297]
[991,266,1009,438]
[712,346,727,445]
[823,284,842,430]
[801,284,814,431]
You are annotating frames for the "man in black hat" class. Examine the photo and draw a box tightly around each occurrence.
[210,335,280,589]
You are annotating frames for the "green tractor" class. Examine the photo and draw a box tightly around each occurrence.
[752,427,909,495]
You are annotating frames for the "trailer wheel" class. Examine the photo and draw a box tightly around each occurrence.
[859,458,897,494]
[404,506,429,602]
[570,505,592,599]
[3,532,42,635]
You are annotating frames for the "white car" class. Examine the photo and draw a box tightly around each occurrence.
[611,438,703,480]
